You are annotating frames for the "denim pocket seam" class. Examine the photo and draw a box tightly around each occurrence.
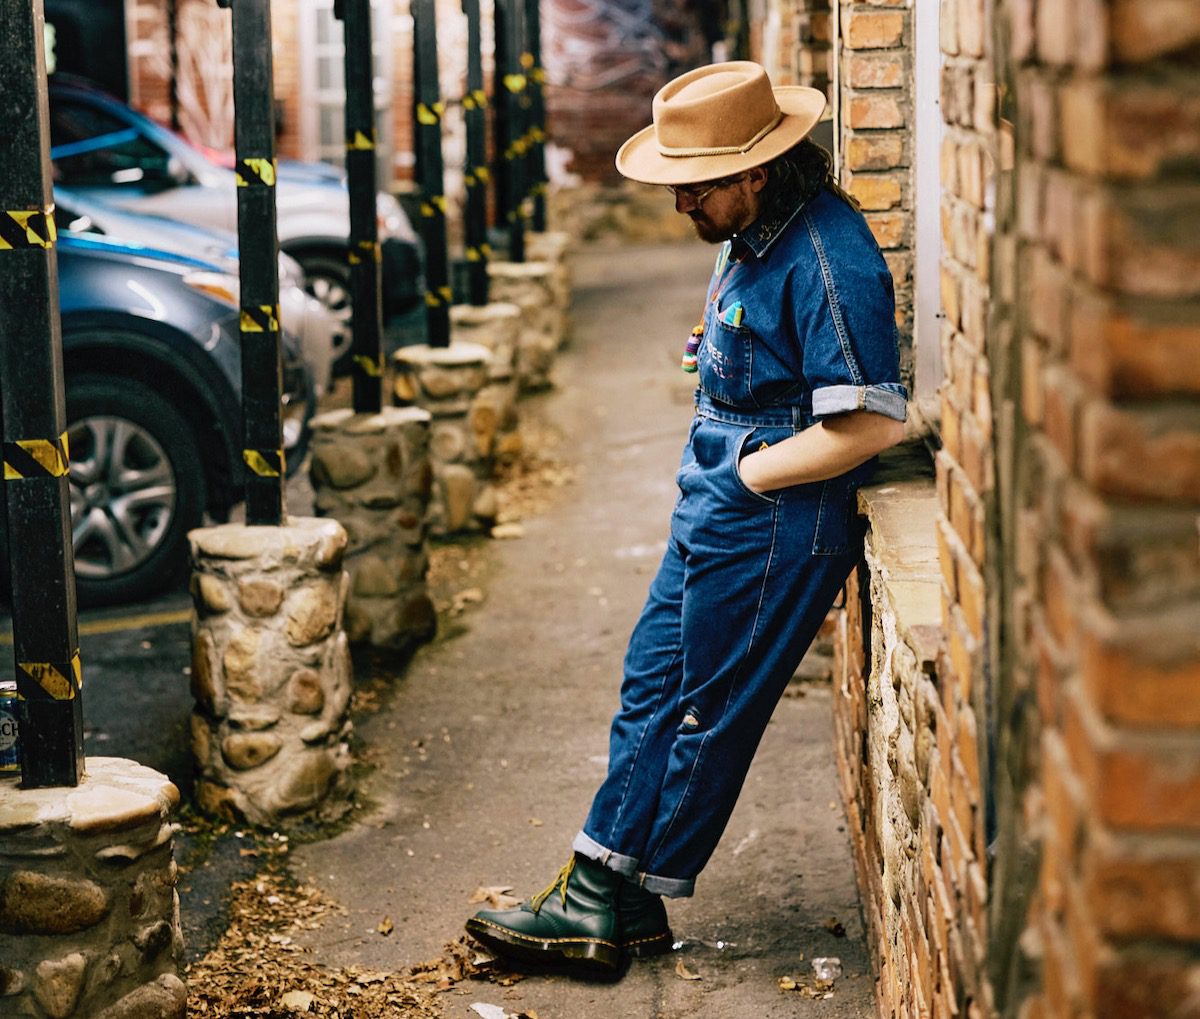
[811,478,848,555]
[731,428,780,506]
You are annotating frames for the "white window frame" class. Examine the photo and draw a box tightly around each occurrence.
[913,0,944,398]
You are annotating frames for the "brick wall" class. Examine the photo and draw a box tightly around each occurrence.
[826,1,1200,1018]
[839,0,915,384]
[795,0,833,94]
[994,1,1200,1016]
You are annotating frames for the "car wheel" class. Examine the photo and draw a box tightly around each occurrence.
[65,375,205,607]
[299,253,354,375]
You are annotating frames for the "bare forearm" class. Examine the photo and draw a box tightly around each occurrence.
[737,410,905,493]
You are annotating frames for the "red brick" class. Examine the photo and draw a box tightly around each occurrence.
[1061,78,1200,181]
[958,0,985,57]
[1070,290,1200,399]
[1034,613,1069,726]
[1035,0,1074,65]
[1112,0,1200,63]
[1079,398,1200,504]
[848,171,905,210]
[1064,683,1200,833]
[865,210,909,248]
[848,91,908,129]
[941,0,959,56]
[845,131,906,170]
[1042,547,1080,652]
[1084,188,1200,300]
[1041,364,1080,471]
[845,9,905,49]
[1079,607,1200,728]
[947,603,980,706]
[1021,339,1045,427]
[1028,247,1069,350]
[1084,833,1200,942]
[1094,949,1200,1019]
[958,413,990,498]
[844,51,903,91]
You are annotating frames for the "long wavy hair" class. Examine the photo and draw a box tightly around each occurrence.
[761,138,859,212]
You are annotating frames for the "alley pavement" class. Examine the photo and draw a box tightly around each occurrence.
[287,238,876,1018]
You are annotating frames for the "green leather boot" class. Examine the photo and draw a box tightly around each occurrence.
[618,879,673,958]
[466,854,622,971]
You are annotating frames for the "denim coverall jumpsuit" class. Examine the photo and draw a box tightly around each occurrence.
[573,187,908,897]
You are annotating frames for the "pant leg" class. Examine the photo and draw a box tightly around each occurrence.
[575,538,687,876]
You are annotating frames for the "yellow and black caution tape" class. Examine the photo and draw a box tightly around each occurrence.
[18,649,81,700]
[423,285,453,308]
[417,102,444,125]
[348,240,382,265]
[239,304,280,333]
[243,448,284,478]
[353,355,383,378]
[235,157,277,188]
[347,129,375,151]
[0,206,57,250]
[4,432,69,481]
[462,90,488,111]
[420,195,448,218]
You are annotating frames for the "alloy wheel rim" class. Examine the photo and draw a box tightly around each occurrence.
[67,415,176,579]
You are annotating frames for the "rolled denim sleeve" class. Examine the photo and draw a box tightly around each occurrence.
[799,210,908,423]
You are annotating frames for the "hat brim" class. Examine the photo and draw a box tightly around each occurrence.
[615,86,827,186]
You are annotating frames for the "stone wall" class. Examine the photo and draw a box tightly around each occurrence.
[0,759,185,1019]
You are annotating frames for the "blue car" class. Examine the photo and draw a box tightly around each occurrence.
[46,230,313,606]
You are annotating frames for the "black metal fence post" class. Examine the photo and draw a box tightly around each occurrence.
[494,0,525,262]
[0,0,85,787]
[462,0,489,306]
[220,0,285,523]
[524,0,547,232]
[336,0,384,410]
[412,0,451,346]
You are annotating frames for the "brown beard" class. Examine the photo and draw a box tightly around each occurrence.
[689,213,736,244]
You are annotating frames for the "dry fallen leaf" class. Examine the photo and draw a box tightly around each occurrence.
[675,958,702,981]
[279,989,316,1012]
[469,885,523,909]
[376,915,395,936]
[822,916,847,937]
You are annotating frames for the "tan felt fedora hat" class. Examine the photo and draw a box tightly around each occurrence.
[616,61,826,186]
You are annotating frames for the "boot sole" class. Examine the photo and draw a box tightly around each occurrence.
[623,930,674,958]
[466,917,622,972]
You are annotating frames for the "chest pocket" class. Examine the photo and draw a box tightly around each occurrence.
[698,312,754,407]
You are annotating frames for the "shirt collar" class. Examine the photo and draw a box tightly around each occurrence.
[733,187,812,260]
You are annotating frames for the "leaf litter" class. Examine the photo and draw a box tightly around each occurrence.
[187,868,523,1017]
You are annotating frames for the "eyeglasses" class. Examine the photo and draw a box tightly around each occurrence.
[665,173,749,205]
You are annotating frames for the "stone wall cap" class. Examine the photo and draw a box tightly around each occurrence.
[311,406,432,434]
[0,757,177,834]
[393,342,493,367]
[487,260,554,278]
[189,517,348,562]
[450,301,522,323]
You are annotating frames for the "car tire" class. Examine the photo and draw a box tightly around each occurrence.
[298,252,354,375]
[65,375,205,607]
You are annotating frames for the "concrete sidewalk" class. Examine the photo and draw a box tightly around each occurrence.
[290,238,875,1018]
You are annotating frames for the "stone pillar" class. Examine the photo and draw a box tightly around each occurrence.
[393,342,498,536]
[189,518,352,825]
[449,301,522,464]
[0,758,185,1019]
[526,230,573,322]
[487,260,563,391]
[309,407,437,651]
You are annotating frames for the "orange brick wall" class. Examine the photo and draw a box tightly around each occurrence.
[825,1,1200,1017]
[998,0,1200,1016]
[839,2,915,383]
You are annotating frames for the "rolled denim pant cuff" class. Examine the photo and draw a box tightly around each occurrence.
[572,831,639,877]
[636,871,695,899]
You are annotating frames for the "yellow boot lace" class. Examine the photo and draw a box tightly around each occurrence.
[529,857,576,913]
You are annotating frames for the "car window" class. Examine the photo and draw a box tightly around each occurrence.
[50,98,174,188]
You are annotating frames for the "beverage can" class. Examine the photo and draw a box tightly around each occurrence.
[0,681,20,777]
